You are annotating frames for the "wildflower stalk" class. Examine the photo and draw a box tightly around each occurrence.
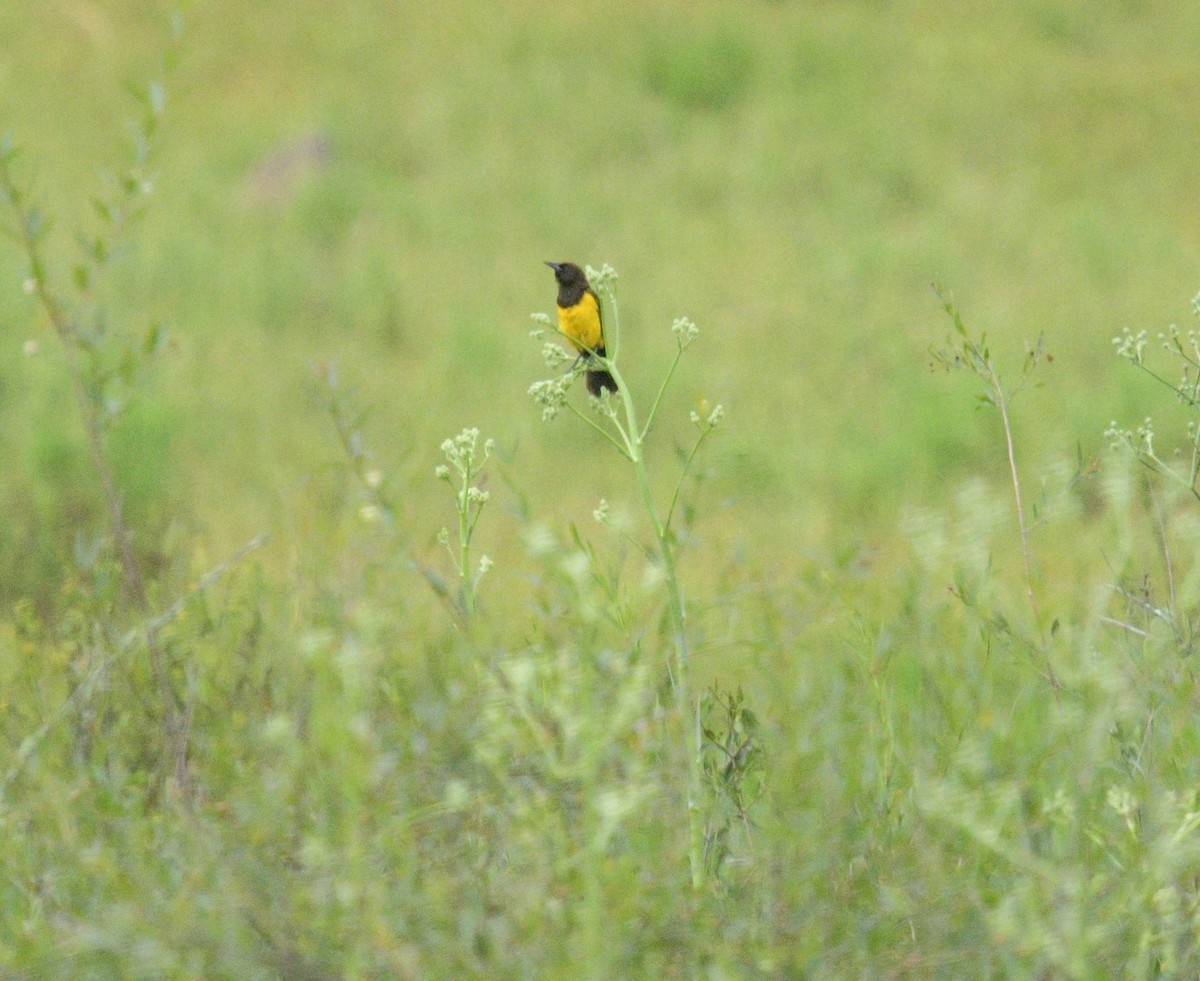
[934,287,1043,622]
[993,364,1036,618]
[436,428,494,620]
[530,268,720,889]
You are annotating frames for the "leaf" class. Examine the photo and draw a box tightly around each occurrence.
[72,263,90,292]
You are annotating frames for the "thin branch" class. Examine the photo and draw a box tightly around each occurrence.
[641,346,686,443]
[987,360,1039,621]
[664,428,711,537]
[565,398,632,459]
[1098,616,1150,638]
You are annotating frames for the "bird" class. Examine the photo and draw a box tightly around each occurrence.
[545,261,618,397]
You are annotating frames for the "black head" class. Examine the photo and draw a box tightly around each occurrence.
[545,261,588,289]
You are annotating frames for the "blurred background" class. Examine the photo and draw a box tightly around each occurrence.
[1,0,1198,600]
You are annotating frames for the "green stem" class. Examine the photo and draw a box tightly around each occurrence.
[459,476,475,617]
[664,429,710,537]
[1189,414,1200,492]
[1134,362,1199,405]
[19,222,148,608]
[641,346,686,443]
[986,362,1038,623]
[606,360,705,890]
[1144,450,1200,503]
[565,397,632,459]
[598,276,621,364]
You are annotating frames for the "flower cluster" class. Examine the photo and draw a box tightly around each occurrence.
[1104,417,1155,455]
[435,427,495,615]
[541,341,572,370]
[585,263,618,297]
[437,427,493,481]
[528,376,572,422]
[1111,327,1147,365]
[689,401,724,431]
[671,317,700,350]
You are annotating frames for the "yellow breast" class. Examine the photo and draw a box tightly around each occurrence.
[556,291,604,353]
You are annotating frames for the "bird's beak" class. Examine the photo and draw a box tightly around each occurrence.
[544,261,561,272]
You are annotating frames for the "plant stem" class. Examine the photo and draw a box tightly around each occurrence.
[459,476,475,618]
[664,429,710,536]
[987,362,1039,622]
[606,360,705,890]
[20,235,148,608]
[641,346,686,442]
[565,399,632,459]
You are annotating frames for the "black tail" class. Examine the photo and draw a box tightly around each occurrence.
[586,367,617,397]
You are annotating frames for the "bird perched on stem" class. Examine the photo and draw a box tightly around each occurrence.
[545,261,618,396]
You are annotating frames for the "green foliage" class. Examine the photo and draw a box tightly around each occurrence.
[0,35,179,608]
[6,2,1200,977]
[912,464,1200,977]
[699,684,763,881]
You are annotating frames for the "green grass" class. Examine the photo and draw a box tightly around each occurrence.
[3,0,1200,976]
